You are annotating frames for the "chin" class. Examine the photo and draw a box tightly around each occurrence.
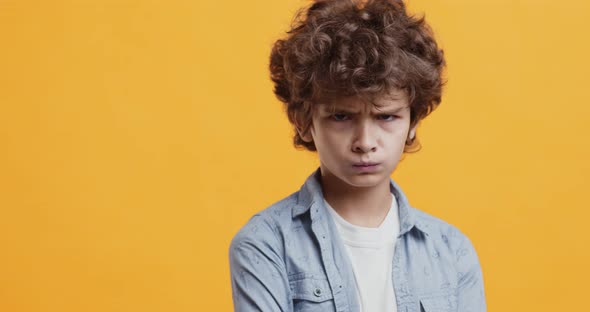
[342,172,388,188]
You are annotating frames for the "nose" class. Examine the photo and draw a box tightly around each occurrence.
[351,119,377,154]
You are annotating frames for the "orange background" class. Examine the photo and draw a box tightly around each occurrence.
[1,0,589,311]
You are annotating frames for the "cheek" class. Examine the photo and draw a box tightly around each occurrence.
[312,120,345,142]
[311,125,349,157]
[315,132,345,153]
[380,126,409,149]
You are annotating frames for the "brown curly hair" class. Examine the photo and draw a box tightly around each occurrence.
[269,0,446,152]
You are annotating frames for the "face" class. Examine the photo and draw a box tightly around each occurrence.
[301,89,416,189]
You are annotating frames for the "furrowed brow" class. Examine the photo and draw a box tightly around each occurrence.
[374,106,409,115]
[320,105,359,114]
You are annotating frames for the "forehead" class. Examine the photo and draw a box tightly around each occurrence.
[317,89,409,112]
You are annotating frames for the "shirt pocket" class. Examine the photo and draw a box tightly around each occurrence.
[419,295,453,312]
[289,273,335,312]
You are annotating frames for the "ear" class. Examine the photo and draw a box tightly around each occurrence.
[408,125,417,140]
[296,126,313,143]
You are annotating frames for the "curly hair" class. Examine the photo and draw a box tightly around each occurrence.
[269,0,446,152]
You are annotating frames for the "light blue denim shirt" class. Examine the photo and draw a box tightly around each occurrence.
[229,168,486,312]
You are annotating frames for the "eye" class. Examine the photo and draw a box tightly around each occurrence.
[377,114,397,121]
[331,113,351,121]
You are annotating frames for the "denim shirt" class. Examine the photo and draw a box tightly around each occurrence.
[229,168,486,312]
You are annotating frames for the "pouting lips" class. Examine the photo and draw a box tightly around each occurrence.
[353,162,379,167]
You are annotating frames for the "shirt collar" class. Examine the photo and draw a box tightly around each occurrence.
[293,167,430,237]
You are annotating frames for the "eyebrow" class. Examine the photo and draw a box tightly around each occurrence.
[323,106,409,114]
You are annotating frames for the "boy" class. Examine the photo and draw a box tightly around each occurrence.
[229,0,486,311]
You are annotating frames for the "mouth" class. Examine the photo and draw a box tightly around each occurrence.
[352,162,380,167]
[352,161,380,173]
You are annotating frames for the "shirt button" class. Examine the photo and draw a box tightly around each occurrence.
[313,288,322,297]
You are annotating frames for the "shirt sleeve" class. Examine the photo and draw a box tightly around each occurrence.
[456,232,487,312]
[229,216,292,312]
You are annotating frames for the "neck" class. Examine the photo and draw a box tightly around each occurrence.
[319,169,392,228]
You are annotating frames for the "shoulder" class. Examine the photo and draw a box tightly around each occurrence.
[411,207,483,275]
[229,191,299,254]
[412,207,480,256]
[409,209,486,305]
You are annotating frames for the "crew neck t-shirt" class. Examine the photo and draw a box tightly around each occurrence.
[324,193,400,312]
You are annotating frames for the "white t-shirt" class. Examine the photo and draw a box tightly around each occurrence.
[324,193,400,312]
